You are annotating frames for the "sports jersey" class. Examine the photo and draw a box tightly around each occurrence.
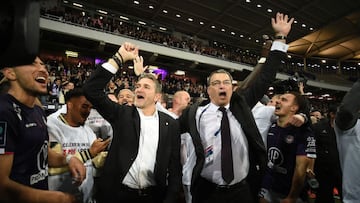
[0,94,49,189]
[262,122,315,196]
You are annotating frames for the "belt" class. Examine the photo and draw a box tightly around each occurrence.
[199,177,247,191]
[120,184,156,196]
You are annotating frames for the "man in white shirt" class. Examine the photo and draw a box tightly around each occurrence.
[83,44,181,203]
[178,12,294,203]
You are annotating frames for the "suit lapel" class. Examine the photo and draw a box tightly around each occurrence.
[132,107,141,140]
[154,112,169,178]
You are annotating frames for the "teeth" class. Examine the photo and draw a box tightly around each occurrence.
[35,76,46,83]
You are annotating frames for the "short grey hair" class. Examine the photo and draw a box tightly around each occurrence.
[207,69,233,86]
[138,73,162,93]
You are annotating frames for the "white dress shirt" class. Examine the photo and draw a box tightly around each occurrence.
[196,102,249,185]
[122,108,160,189]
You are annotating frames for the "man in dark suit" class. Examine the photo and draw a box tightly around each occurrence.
[83,43,181,203]
[178,12,294,203]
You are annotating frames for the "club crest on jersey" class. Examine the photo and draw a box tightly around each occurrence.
[285,135,294,144]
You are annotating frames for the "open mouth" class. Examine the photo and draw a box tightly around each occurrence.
[137,95,144,99]
[219,92,226,97]
[35,76,47,84]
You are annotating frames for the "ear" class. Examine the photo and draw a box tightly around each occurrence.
[66,101,73,111]
[2,68,17,81]
[154,93,161,103]
[290,105,299,113]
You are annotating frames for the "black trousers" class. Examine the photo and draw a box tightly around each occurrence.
[115,184,162,203]
[314,162,342,203]
[192,177,254,203]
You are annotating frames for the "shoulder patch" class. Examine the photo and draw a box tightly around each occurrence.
[0,121,7,147]
[0,122,7,154]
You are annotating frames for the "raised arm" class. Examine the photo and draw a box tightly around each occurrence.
[336,79,360,130]
[83,42,138,122]
[238,13,294,108]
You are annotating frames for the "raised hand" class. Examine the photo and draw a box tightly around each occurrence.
[271,12,294,37]
[133,55,148,76]
[117,42,139,63]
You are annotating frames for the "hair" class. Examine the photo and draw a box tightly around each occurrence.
[287,91,308,114]
[207,69,233,86]
[327,104,338,114]
[65,88,85,103]
[138,73,162,93]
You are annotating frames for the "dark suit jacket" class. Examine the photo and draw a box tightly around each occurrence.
[83,66,181,203]
[178,50,286,201]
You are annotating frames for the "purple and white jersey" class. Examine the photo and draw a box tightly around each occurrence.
[262,122,315,196]
[0,94,49,190]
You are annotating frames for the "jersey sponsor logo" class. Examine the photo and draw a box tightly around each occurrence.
[25,123,37,128]
[307,136,316,148]
[268,147,283,166]
[12,102,22,121]
[30,141,49,185]
[267,147,287,174]
[0,122,7,147]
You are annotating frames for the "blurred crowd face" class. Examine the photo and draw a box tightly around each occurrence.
[117,89,134,106]
[134,78,160,109]
[65,82,75,90]
[310,111,322,121]
[5,57,49,96]
[207,73,233,107]
[174,91,191,111]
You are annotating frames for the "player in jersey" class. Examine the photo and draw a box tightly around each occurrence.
[259,92,316,203]
[0,57,86,203]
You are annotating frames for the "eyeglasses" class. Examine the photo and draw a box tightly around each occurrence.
[210,80,232,86]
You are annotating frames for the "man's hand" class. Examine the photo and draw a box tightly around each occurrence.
[57,192,79,203]
[287,114,305,127]
[117,42,139,63]
[68,157,86,186]
[280,197,296,203]
[133,56,148,76]
[89,138,111,157]
[271,12,294,37]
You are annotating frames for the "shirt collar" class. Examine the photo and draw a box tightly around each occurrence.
[137,107,159,119]
[209,102,230,112]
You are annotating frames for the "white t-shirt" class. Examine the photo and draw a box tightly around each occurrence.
[252,102,276,148]
[47,114,97,202]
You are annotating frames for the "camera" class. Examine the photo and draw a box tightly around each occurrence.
[0,0,39,68]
